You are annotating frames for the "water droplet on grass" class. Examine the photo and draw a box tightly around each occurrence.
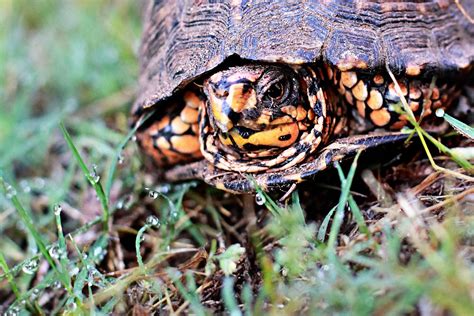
[255,193,266,205]
[5,184,17,199]
[435,108,445,118]
[148,189,159,199]
[20,180,31,193]
[29,288,40,301]
[90,164,100,183]
[53,204,62,216]
[118,153,125,164]
[52,280,63,289]
[49,245,62,259]
[22,259,39,274]
[146,215,160,228]
[69,267,79,277]
[66,301,77,311]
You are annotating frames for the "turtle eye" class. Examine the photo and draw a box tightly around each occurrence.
[265,80,286,101]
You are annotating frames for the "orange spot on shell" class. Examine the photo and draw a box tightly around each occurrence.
[370,108,391,127]
[180,106,199,124]
[171,135,200,154]
[184,91,202,109]
[410,101,420,112]
[366,90,383,110]
[171,117,190,134]
[156,137,170,150]
[345,91,354,106]
[356,101,366,118]
[431,87,440,100]
[406,64,421,76]
[281,105,297,118]
[373,75,384,85]
[341,71,358,88]
[390,121,406,130]
[156,116,170,130]
[352,80,368,101]
[307,109,315,121]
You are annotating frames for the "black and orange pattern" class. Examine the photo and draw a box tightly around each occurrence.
[135,62,462,192]
[132,0,473,193]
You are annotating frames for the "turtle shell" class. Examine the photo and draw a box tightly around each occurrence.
[133,0,474,115]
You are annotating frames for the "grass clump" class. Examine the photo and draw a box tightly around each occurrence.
[0,1,473,315]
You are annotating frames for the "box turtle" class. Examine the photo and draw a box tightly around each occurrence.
[132,0,473,193]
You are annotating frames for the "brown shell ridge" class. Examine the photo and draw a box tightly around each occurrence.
[134,0,474,114]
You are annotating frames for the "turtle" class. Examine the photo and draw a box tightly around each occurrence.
[132,0,474,194]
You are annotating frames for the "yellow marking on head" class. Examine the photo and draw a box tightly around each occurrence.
[227,83,257,113]
[208,92,233,132]
[281,105,297,118]
[227,123,299,150]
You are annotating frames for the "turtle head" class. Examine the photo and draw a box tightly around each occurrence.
[204,65,300,132]
[200,63,332,173]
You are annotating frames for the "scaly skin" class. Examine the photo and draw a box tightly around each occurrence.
[136,62,459,193]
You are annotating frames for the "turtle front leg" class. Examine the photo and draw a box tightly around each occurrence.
[136,90,204,166]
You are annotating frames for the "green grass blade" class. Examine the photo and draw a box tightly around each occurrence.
[59,122,110,232]
[347,195,370,237]
[222,277,243,316]
[327,151,362,251]
[317,206,337,242]
[0,178,72,294]
[104,110,154,199]
[0,252,20,298]
[436,109,474,139]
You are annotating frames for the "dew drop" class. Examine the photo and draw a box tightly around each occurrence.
[146,215,160,228]
[118,153,125,164]
[52,280,63,289]
[148,189,159,199]
[157,184,171,194]
[33,177,46,188]
[53,204,62,216]
[5,306,19,316]
[19,180,31,193]
[89,164,100,183]
[435,108,445,118]
[255,193,266,205]
[29,288,40,301]
[93,247,103,258]
[66,301,77,311]
[169,210,179,223]
[5,184,17,199]
[69,267,79,277]
[22,258,39,274]
[48,245,61,259]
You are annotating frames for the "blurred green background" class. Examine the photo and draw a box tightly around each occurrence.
[0,0,141,176]
[0,0,142,295]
